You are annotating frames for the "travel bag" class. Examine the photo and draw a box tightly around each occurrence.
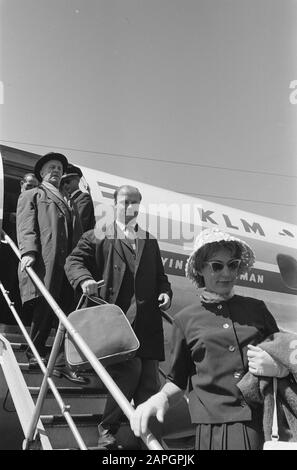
[65,294,140,370]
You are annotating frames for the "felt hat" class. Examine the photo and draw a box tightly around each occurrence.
[34,152,68,182]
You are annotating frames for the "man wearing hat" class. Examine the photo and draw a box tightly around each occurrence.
[16,152,87,384]
[60,164,95,233]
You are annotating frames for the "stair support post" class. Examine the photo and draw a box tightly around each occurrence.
[23,322,65,449]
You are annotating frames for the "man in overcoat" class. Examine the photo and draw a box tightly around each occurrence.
[60,164,95,233]
[65,185,172,447]
[16,152,87,384]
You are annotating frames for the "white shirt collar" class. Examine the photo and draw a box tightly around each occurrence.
[116,221,138,243]
[116,220,137,231]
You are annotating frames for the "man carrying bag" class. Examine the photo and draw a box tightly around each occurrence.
[65,185,172,448]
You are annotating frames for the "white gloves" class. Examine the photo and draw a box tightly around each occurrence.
[247,345,289,378]
[130,391,169,437]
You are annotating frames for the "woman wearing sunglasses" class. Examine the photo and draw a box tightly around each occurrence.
[130,228,288,450]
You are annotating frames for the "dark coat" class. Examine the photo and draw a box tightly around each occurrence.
[16,184,82,304]
[70,190,95,233]
[64,224,173,360]
[168,295,279,424]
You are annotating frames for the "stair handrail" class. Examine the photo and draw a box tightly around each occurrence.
[1,230,163,451]
[0,282,88,449]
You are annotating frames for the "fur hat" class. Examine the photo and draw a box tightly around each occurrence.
[185,227,255,288]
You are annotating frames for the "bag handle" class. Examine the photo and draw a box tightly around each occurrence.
[76,280,106,310]
[271,377,279,441]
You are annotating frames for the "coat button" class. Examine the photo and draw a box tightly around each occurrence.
[223,323,230,329]
[217,304,222,310]
[228,345,235,352]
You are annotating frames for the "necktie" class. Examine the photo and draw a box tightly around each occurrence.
[124,225,137,251]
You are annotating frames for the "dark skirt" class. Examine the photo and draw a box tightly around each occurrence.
[195,416,264,450]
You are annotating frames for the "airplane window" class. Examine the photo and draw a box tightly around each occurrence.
[277,254,297,291]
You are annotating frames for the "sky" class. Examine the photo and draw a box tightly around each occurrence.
[1,0,297,224]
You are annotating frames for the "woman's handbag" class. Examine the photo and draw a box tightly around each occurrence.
[65,294,140,370]
[263,378,297,450]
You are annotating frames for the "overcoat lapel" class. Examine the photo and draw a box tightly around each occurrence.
[105,223,125,263]
[41,184,72,220]
[104,222,148,269]
[135,227,147,273]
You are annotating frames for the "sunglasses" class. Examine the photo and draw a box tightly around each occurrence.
[204,259,241,273]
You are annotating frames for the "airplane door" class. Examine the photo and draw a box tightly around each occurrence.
[277,253,297,291]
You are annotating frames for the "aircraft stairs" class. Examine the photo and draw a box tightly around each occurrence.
[0,323,195,451]
[0,232,195,451]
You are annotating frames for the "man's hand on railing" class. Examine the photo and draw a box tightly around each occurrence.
[130,391,169,437]
[80,279,99,296]
[21,254,36,271]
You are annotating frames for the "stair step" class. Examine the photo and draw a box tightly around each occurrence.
[53,446,107,451]
[0,324,30,336]
[163,435,195,450]
[41,413,102,425]
[1,327,55,346]
[2,333,32,344]
[11,344,52,363]
[19,365,106,389]
[10,342,30,350]
[42,419,140,450]
[28,386,103,394]
[42,421,98,449]
[29,387,108,415]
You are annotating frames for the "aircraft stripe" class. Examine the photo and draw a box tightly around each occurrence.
[101,191,114,200]
[254,261,280,273]
[98,181,118,191]
[98,193,297,259]
[160,249,297,296]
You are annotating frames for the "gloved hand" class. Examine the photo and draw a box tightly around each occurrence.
[247,345,289,377]
[130,391,169,437]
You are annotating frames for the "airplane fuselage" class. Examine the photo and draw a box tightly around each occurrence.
[78,165,297,333]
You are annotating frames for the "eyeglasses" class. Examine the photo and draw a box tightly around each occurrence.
[204,259,241,273]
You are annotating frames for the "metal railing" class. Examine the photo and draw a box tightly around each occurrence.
[1,230,163,450]
[0,282,87,449]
